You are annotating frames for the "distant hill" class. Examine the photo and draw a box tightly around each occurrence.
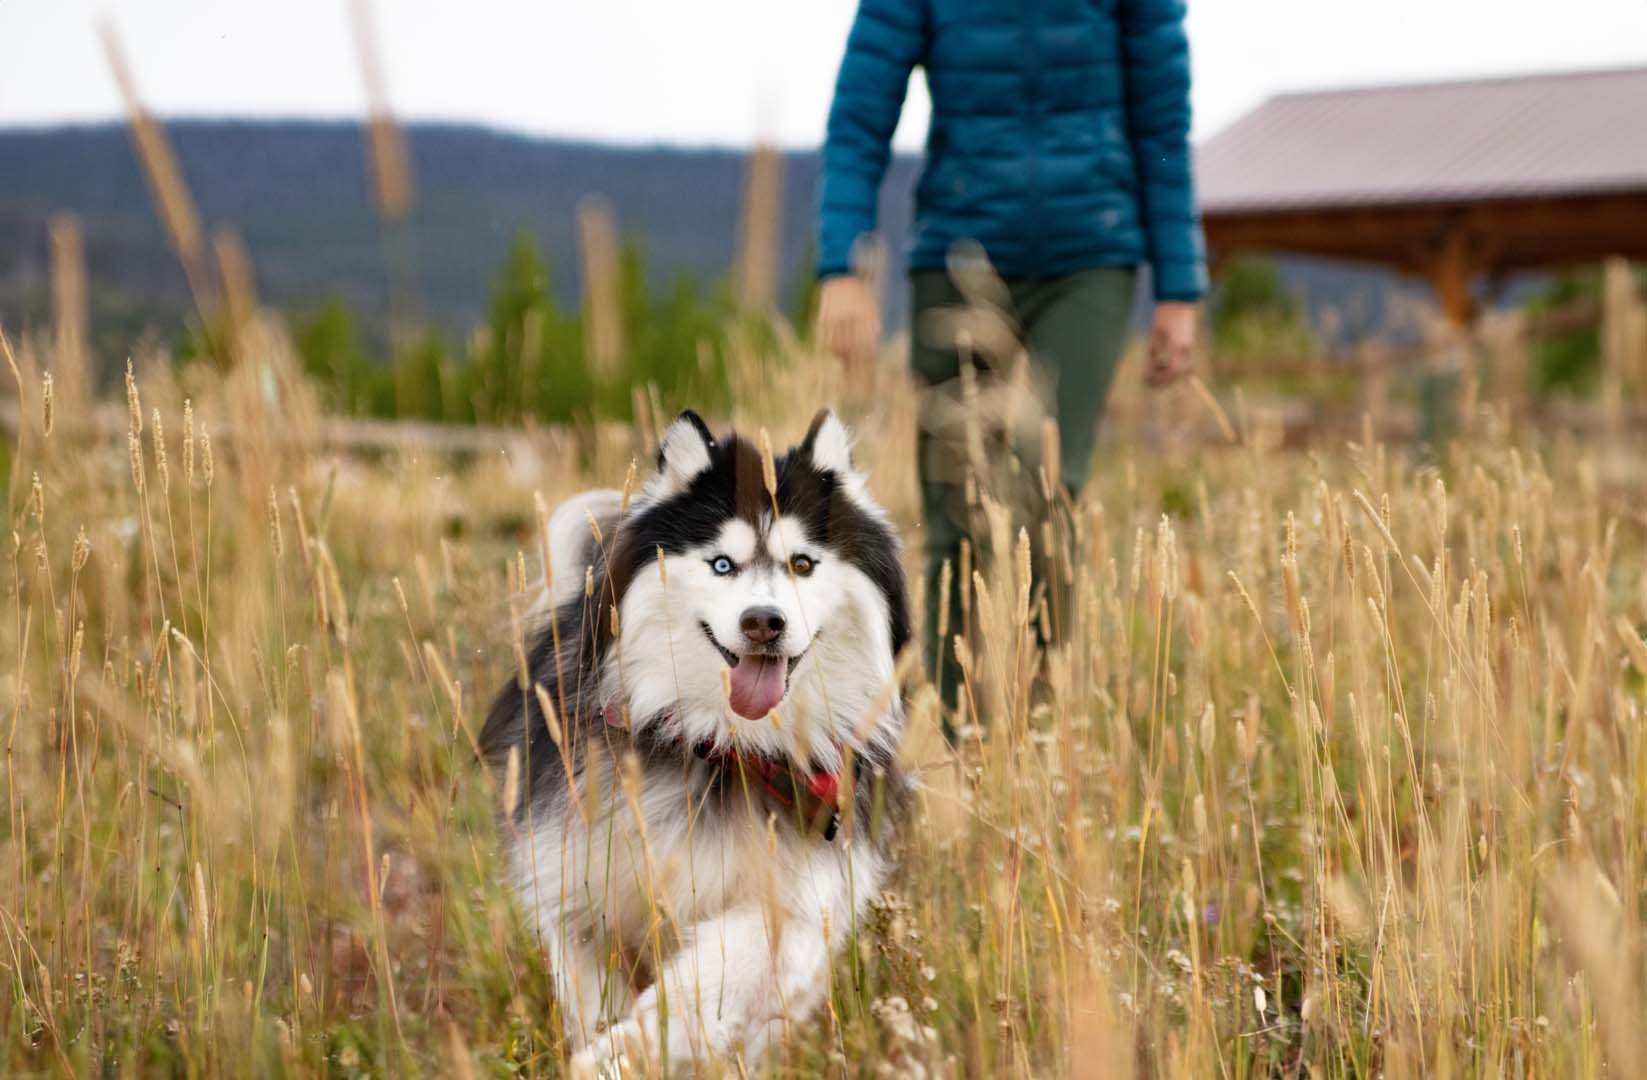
[0,121,914,344]
[0,119,1429,370]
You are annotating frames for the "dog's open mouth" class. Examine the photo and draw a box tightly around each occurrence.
[700,622,806,720]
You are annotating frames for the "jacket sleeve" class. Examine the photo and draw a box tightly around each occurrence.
[816,0,925,279]
[1118,0,1207,302]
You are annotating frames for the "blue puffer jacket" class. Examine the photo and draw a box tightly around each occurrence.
[818,0,1206,301]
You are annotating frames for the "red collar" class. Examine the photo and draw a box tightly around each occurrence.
[701,743,842,841]
[603,704,843,840]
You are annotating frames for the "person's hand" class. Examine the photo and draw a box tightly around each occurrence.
[816,275,880,377]
[1145,301,1198,388]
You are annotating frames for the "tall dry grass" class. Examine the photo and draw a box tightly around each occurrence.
[2,303,1647,1078]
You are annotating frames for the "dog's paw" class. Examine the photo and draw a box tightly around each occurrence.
[570,1019,653,1079]
[567,1052,624,1080]
[569,1045,626,1080]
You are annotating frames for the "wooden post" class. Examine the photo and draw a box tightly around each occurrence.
[1427,225,1478,332]
[1483,310,1529,422]
[1419,224,1479,441]
[1360,340,1389,435]
[1599,256,1644,443]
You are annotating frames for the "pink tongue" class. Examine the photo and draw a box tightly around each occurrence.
[727,654,786,720]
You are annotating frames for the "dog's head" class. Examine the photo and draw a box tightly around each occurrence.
[604,409,910,763]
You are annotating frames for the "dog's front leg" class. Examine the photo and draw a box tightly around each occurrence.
[570,904,834,1076]
[572,847,882,1077]
[515,818,633,1048]
[546,926,630,1049]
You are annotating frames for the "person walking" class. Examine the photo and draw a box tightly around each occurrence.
[814,0,1207,716]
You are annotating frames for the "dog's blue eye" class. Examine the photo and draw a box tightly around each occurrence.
[710,556,735,576]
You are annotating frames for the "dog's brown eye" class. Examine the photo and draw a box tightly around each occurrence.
[791,554,815,577]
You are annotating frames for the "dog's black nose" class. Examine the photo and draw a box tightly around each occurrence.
[738,605,786,646]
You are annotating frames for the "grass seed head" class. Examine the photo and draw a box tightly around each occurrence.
[267,487,284,557]
[1014,526,1032,625]
[1039,416,1060,500]
[533,491,554,589]
[127,433,145,495]
[152,408,168,493]
[125,358,141,436]
[183,399,195,484]
[192,862,211,945]
[619,457,637,516]
[758,426,778,499]
[501,746,521,818]
[71,527,90,574]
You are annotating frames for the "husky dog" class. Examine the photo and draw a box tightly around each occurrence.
[481,409,911,1075]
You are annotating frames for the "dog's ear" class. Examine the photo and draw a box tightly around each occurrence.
[650,410,716,498]
[800,409,855,476]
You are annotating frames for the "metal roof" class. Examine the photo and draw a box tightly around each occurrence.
[1196,66,1647,215]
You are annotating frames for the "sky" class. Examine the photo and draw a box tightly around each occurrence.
[1,0,1645,148]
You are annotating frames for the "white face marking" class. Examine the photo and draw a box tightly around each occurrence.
[765,514,810,564]
[716,519,758,566]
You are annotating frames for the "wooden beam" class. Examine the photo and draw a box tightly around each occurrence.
[1203,190,1647,276]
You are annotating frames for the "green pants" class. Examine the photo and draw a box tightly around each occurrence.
[909,265,1138,710]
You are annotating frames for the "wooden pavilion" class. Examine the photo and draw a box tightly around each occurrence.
[1196,66,1647,327]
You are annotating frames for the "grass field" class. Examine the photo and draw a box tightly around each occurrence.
[3,313,1647,1078]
